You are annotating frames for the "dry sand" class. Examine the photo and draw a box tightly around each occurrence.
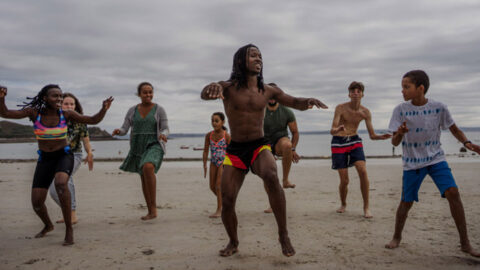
[0,158,479,270]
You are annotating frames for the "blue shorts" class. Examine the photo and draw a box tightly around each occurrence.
[331,135,366,169]
[401,161,457,202]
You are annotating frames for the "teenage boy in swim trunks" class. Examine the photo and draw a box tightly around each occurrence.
[330,81,391,218]
[385,70,480,257]
[201,44,327,257]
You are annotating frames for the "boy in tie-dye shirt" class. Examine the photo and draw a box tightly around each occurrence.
[385,70,480,257]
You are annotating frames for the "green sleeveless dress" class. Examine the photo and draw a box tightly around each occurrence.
[120,105,164,175]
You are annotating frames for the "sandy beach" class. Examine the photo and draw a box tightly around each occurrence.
[0,158,479,270]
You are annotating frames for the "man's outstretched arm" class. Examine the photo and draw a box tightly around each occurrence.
[270,84,328,111]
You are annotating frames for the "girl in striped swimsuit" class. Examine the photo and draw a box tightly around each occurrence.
[0,84,113,245]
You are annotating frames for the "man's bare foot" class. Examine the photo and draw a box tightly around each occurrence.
[336,205,346,213]
[385,238,401,249]
[264,207,273,213]
[279,235,295,257]
[209,210,221,218]
[364,209,373,218]
[461,243,480,257]
[219,242,239,257]
[283,181,296,189]
[63,228,74,246]
[34,225,54,238]
[141,214,157,220]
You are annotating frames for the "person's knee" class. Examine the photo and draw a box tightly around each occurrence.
[263,170,280,191]
[355,163,367,176]
[280,140,292,151]
[142,163,155,174]
[400,201,414,211]
[221,193,235,209]
[55,180,68,194]
[444,187,460,200]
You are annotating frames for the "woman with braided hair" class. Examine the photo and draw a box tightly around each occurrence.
[0,84,113,245]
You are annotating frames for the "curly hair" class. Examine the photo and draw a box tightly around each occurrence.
[19,84,61,116]
[229,44,264,93]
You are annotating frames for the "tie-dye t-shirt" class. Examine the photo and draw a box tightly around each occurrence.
[388,99,454,171]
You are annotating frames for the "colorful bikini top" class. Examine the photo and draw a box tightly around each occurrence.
[33,109,68,140]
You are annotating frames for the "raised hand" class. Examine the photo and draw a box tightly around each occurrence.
[102,96,114,110]
[158,134,168,142]
[205,83,225,100]
[397,121,409,135]
[112,129,121,136]
[0,86,7,98]
[307,98,328,109]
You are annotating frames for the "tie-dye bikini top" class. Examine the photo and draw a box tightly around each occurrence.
[33,109,68,140]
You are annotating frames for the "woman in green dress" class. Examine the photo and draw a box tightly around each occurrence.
[112,82,169,220]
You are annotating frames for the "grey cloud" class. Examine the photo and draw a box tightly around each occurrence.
[1,0,479,133]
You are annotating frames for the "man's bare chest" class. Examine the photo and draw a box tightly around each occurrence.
[226,90,268,112]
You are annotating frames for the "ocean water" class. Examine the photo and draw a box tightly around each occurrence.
[1,132,479,160]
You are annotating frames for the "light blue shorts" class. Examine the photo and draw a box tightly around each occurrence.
[402,161,457,202]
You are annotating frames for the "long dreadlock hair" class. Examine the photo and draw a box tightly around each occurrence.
[229,44,264,93]
[19,84,61,119]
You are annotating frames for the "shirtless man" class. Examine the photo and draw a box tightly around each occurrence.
[201,44,327,257]
[330,81,391,218]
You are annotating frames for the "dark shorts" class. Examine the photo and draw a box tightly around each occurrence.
[32,146,74,189]
[223,137,271,173]
[402,161,457,202]
[268,136,290,156]
[331,135,365,169]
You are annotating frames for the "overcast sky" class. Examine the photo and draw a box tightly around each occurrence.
[1,0,479,134]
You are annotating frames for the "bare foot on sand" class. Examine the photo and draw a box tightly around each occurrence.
[283,181,296,189]
[141,214,157,220]
[279,235,295,257]
[364,209,373,218]
[385,238,401,249]
[219,242,238,257]
[63,228,74,246]
[34,225,54,238]
[57,211,78,224]
[336,205,346,213]
[461,243,480,257]
[264,207,273,213]
[209,210,221,218]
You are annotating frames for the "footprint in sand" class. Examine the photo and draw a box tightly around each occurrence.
[142,249,155,255]
[23,258,44,265]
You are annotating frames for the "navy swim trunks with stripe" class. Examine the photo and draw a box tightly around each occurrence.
[331,135,366,169]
